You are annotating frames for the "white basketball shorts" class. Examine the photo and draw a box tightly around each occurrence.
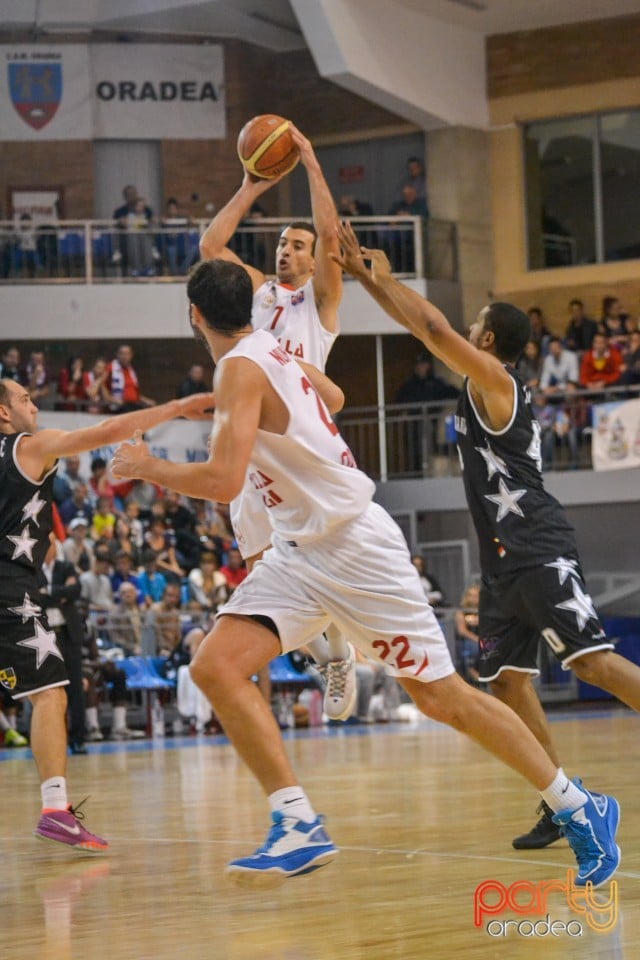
[218,501,455,684]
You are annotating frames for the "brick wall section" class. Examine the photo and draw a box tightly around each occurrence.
[487,14,640,99]
[0,38,403,219]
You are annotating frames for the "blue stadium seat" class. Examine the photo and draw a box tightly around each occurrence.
[120,656,174,691]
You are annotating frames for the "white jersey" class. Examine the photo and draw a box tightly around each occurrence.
[251,278,337,366]
[231,276,338,557]
[220,329,374,546]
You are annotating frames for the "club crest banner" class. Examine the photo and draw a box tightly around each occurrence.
[0,44,225,140]
[591,398,640,471]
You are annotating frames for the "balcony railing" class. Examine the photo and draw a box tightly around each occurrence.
[338,382,640,480]
[0,215,457,284]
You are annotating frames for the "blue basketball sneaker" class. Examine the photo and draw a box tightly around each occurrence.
[226,812,338,887]
[552,779,620,888]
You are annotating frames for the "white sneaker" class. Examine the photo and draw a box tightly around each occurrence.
[318,643,357,721]
[111,727,145,740]
[86,727,104,742]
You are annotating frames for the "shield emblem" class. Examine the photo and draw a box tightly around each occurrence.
[0,667,17,691]
[9,61,62,130]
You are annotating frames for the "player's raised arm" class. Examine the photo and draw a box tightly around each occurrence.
[289,124,342,332]
[199,171,282,291]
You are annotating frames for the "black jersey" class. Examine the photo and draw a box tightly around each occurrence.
[455,367,576,575]
[0,433,57,582]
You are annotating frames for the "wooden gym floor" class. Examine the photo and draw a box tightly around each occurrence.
[2,707,638,960]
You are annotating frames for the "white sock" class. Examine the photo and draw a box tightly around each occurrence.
[324,624,351,661]
[269,786,317,823]
[112,705,127,731]
[541,769,588,817]
[306,636,331,666]
[41,776,68,811]
[0,712,10,732]
[86,706,99,730]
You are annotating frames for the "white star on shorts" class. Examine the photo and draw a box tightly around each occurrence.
[545,557,579,586]
[8,592,43,623]
[17,619,64,669]
[7,526,38,562]
[555,579,598,632]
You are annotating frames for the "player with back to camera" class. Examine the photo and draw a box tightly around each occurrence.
[111,258,620,889]
[199,120,356,720]
[0,377,213,853]
[332,220,637,853]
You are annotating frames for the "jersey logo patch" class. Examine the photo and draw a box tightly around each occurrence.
[290,289,305,306]
[0,667,17,691]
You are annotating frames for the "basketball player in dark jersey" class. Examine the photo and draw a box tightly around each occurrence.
[335,221,640,850]
[0,377,212,853]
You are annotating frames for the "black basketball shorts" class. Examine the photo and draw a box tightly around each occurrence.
[0,581,69,699]
[477,555,613,682]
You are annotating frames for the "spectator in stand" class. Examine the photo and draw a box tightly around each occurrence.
[110,551,143,604]
[393,156,427,203]
[143,516,185,584]
[57,356,92,411]
[52,455,87,506]
[338,195,377,248]
[620,330,640,392]
[599,296,628,347]
[580,333,624,391]
[124,479,162,523]
[516,340,543,389]
[565,299,598,353]
[527,307,552,356]
[0,346,23,383]
[108,582,145,655]
[58,481,93,528]
[24,351,50,405]
[138,549,168,606]
[160,197,196,276]
[90,495,117,544]
[124,500,145,549]
[411,555,445,608]
[187,550,228,612]
[164,491,201,571]
[86,357,113,413]
[106,344,155,413]
[395,353,460,472]
[113,185,153,275]
[387,184,429,273]
[177,364,208,398]
[454,583,481,685]
[125,197,157,277]
[219,547,248,594]
[16,213,39,277]
[80,550,115,615]
[539,337,580,399]
[107,515,141,570]
[61,516,94,573]
[147,582,183,657]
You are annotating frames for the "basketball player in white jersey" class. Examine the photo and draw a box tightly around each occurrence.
[199,122,355,718]
[111,259,620,890]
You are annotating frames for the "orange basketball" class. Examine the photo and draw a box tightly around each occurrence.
[237,114,300,180]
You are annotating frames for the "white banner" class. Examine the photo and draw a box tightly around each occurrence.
[39,412,212,483]
[591,398,640,471]
[0,44,225,141]
[0,45,92,140]
[91,44,225,140]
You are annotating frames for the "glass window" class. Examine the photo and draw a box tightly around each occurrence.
[600,111,640,262]
[525,116,597,270]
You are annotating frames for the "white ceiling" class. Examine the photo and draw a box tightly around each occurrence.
[1,0,638,52]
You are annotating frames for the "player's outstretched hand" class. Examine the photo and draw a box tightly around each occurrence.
[176,392,215,420]
[330,220,370,279]
[111,430,150,480]
[287,123,315,168]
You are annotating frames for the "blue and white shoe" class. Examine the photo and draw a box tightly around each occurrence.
[226,812,338,887]
[552,779,620,888]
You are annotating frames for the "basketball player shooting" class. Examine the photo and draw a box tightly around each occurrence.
[198,122,357,720]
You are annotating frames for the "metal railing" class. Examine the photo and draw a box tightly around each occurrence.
[339,382,640,480]
[0,215,456,284]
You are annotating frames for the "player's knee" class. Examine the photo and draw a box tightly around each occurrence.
[571,650,608,684]
[489,671,522,701]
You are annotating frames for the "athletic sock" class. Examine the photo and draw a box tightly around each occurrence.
[541,768,588,818]
[41,776,68,811]
[268,786,317,824]
[0,712,10,732]
[306,636,331,667]
[324,625,351,661]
